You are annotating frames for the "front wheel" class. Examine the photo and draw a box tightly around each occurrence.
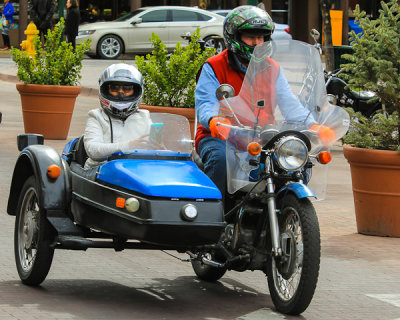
[97,35,123,59]
[14,176,56,286]
[266,194,320,315]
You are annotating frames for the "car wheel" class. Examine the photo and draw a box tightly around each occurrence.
[97,35,123,59]
[14,176,56,286]
[204,36,225,54]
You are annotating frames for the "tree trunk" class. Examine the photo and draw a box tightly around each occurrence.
[320,0,335,71]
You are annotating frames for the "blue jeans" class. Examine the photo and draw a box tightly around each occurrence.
[198,136,226,198]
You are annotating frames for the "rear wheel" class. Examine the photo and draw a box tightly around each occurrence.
[204,36,225,54]
[14,176,55,286]
[266,194,320,315]
[97,35,123,59]
[191,251,227,282]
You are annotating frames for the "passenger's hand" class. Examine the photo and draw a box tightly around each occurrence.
[310,124,335,145]
[209,117,232,140]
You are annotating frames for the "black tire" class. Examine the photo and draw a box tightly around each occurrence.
[203,36,225,55]
[97,35,123,59]
[14,176,55,286]
[191,251,227,282]
[266,194,320,315]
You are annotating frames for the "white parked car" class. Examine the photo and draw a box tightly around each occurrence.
[77,6,225,59]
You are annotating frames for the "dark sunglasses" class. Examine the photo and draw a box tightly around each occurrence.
[109,84,134,93]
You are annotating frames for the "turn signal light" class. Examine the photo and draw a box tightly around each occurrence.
[116,197,126,208]
[47,164,61,179]
[247,142,262,156]
[318,151,332,164]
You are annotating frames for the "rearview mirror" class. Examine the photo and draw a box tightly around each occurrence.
[216,84,235,100]
[310,29,320,40]
[131,17,142,25]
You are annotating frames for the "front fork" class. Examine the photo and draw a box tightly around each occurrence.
[266,176,282,257]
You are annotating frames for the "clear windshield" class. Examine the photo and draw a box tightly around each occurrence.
[218,40,350,198]
[120,113,192,155]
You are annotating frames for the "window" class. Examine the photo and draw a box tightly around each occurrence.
[171,10,202,22]
[141,10,168,23]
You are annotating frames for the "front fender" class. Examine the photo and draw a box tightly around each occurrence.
[276,182,315,200]
[7,144,71,216]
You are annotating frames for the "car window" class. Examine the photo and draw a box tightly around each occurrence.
[141,10,168,22]
[171,9,209,22]
[116,9,144,21]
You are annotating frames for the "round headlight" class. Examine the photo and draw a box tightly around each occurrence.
[274,137,308,171]
[181,204,198,221]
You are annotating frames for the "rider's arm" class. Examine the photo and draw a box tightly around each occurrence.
[84,109,129,161]
[195,63,221,131]
[275,69,316,127]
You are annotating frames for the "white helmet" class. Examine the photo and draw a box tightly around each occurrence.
[99,63,143,120]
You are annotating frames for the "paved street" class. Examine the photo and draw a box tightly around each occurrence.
[0,56,400,320]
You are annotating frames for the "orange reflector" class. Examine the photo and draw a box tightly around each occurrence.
[318,151,332,164]
[247,142,262,156]
[47,164,61,179]
[116,197,126,208]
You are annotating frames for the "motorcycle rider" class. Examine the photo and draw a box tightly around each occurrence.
[84,63,152,168]
[195,5,334,198]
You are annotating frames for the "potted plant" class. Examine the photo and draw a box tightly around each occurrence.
[135,28,215,138]
[341,0,400,237]
[11,18,91,139]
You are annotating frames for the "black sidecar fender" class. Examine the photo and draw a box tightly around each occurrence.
[7,144,71,217]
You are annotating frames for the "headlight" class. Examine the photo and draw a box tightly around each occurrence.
[274,136,308,171]
[78,30,96,36]
[180,204,198,221]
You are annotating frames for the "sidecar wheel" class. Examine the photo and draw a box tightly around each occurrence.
[14,176,55,286]
[191,252,227,282]
[266,194,320,315]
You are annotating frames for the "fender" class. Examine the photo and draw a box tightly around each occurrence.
[276,182,315,200]
[7,145,72,217]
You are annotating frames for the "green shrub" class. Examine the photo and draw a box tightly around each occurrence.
[135,28,215,108]
[11,18,91,86]
[341,0,400,150]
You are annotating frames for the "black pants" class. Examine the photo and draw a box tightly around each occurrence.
[2,34,10,48]
[67,34,76,50]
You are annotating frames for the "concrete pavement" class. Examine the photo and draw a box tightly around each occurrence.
[0,55,400,320]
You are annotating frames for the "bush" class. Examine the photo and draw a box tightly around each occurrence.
[341,0,400,150]
[11,18,91,86]
[135,28,215,108]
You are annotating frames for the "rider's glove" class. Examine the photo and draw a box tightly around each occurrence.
[310,124,335,146]
[209,117,232,140]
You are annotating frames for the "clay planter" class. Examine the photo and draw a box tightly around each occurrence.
[17,83,82,140]
[343,145,400,237]
[140,105,196,139]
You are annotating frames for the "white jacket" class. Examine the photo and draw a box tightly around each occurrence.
[83,108,152,168]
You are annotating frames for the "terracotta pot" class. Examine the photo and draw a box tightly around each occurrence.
[17,83,82,140]
[343,145,400,237]
[140,105,196,139]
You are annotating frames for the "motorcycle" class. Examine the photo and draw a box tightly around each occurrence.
[310,29,383,118]
[7,39,349,316]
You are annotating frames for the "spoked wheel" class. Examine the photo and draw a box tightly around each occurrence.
[14,176,55,286]
[97,35,123,59]
[191,250,227,282]
[203,36,225,54]
[267,194,320,315]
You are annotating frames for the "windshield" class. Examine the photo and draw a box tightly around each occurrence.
[115,9,144,21]
[218,40,349,197]
[119,112,192,156]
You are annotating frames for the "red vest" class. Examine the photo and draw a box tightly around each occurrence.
[195,49,280,151]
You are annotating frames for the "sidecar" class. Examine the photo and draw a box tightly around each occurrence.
[7,113,224,285]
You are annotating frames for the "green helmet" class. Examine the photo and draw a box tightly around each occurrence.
[223,5,275,61]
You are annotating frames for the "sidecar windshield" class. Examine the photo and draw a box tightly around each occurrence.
[116,112,193,157]
[218,40,350,196]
